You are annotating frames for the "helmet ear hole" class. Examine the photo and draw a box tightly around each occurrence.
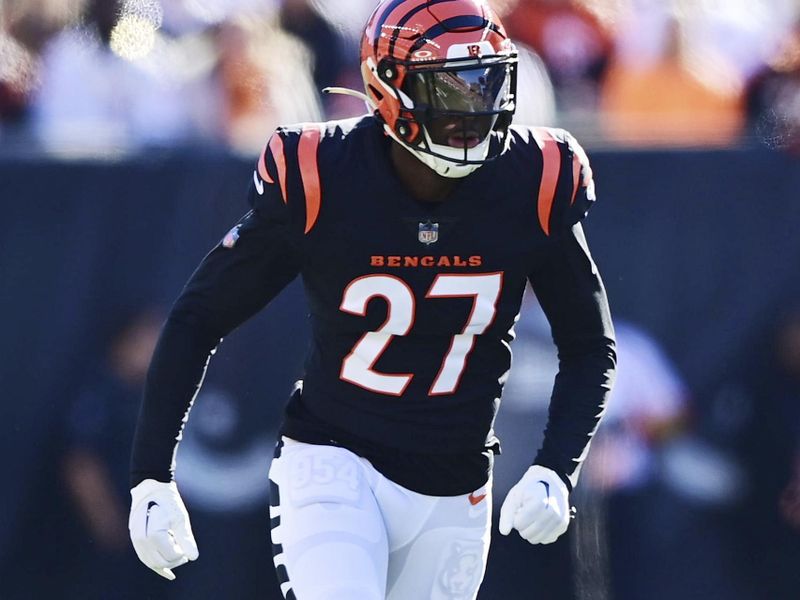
[395,118,417,143]
[377,59,398,83]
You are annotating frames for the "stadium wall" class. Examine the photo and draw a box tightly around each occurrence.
[1,148,798,598]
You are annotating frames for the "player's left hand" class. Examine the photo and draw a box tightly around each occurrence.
[498,465,572,544]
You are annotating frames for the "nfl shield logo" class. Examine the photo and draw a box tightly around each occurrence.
[418,221,439,245]
[222,224,241,248]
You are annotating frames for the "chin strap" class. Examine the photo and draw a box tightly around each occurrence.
[322,87,375,109]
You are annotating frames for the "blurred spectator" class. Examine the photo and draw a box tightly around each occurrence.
[279,0,346,116]
[746,18,800,154]
[0,34,36,124]
[2,0,74,52]
[309,0,376,46]
[62,308,168,599]
[499,0,613,116]
[26,0,322,155]
[584,321,755,599]
[610,0,796,83]
[600,15,745,147]
[303,0,384,118]
[509,44,557,127]
[582,321,689,599]
[583,322,688,494]
[0,0,80,127]
[31,0,223,153]
[215,15,322,152]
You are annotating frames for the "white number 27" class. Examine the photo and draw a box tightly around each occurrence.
[339,273,503,396]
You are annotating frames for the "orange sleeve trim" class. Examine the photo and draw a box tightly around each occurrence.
[298,125,323,234]
[532,128,562,236]
[269,134,288,204]
[570,151,582,206]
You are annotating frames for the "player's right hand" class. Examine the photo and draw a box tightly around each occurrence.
[129,479,199,580]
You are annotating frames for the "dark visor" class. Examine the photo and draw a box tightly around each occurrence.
[402,63,509,113]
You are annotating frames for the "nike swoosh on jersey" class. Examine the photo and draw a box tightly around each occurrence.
[468,492,487,506]
[253,171,265,195]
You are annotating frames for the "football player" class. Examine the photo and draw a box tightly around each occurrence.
[128,1,616,598]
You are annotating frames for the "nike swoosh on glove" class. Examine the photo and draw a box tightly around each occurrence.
[498,465,572,544]
[129,479,199,580]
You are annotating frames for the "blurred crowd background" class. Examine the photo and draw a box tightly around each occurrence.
[2,1,800,599]
[2,0,800,153]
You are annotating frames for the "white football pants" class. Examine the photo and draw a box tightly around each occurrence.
[268,437,492,600]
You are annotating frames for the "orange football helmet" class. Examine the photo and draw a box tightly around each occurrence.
[360,0,518,178]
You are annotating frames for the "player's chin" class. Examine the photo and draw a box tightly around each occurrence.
[427,117,491,149]
[427,131,485,150]
[445,134,482,149]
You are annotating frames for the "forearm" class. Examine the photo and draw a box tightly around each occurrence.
[534,341,616,489]
[528,224,617,489]
[130,315,220,486]
[129,207,302,486]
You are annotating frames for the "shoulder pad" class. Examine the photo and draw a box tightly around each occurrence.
[528,127,596,236]
[253,123,326,234]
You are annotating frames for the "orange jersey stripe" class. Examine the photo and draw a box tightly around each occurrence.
[570,151,582,206]
[269,134,288,204]
[533,128,562,236]
[257,145,273,184]
[298,125,323,234]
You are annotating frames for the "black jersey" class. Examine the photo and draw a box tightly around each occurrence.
[131,116,616,496]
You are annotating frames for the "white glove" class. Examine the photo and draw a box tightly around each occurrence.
[129,479,199,580]
[498,465,572,544]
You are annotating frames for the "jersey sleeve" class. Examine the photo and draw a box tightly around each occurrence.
[530,127,596,237]
[251,124,325,235]
[528,223,616,490]
[130,134,304,486]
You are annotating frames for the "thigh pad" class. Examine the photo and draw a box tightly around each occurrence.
[284,445,363,508]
